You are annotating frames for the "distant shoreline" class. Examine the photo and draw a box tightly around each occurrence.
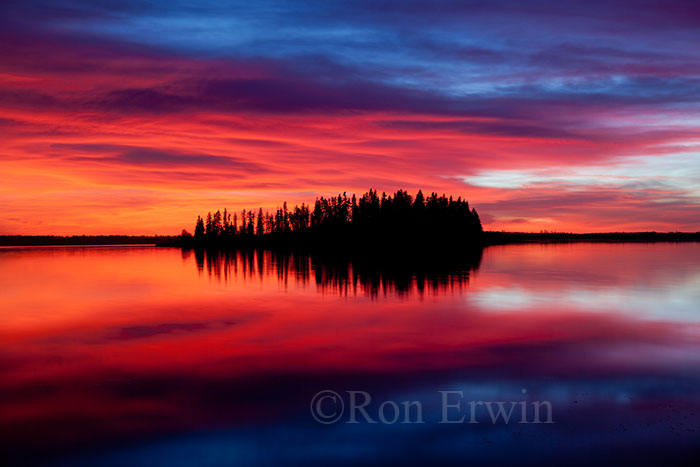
[0,235,178,246]
[482,231,700,244]
[2,232,698,247]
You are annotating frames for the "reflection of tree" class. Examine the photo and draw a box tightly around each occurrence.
[191,247,482,298]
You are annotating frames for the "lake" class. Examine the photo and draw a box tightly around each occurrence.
[1,243,698,465]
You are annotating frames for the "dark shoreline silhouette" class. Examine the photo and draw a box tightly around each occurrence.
[1,188,698,247]
[483,231,700,244]
[2,231,698,247]
[166,188,700,250]
[0,235,177,246]
[2,231,699,247]
[177,189,485,253]
[0,231,700,248]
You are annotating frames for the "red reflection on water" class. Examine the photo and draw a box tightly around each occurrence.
[0,244,698,458]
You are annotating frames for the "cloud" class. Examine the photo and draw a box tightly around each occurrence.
[51,144,275,174]
[1,0,699,233]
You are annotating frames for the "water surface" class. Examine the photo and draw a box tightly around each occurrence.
[1,243,698,465]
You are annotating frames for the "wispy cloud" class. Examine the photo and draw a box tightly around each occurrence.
[1,0,699,233]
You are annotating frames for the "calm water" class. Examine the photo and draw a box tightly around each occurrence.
[1,243,699,466]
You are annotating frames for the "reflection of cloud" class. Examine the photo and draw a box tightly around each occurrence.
[469,277,700,322]
[471,243,700,322]
[112,322,214,340]
[1,244,699,463]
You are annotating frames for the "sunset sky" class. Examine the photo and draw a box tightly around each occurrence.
[1,0,699,235]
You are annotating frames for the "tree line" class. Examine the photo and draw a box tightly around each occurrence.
[184,189,483,248]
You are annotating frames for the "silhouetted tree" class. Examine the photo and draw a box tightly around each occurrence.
[194,216,205,239]
[240,209,247,236]
[256,208,264,236]
[205,212,213,238]
[247,210,255,236]
[213,210,222,237]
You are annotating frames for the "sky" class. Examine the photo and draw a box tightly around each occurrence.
[1,0,699,234]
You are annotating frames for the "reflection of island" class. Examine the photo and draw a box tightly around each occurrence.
[170,188,700,296]
[179,189,484,296]
[187,247,483,297]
